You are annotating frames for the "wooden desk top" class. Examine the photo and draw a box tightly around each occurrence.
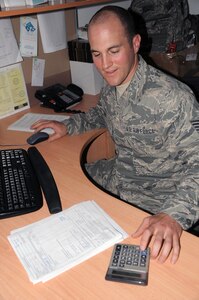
[0,104,198,300]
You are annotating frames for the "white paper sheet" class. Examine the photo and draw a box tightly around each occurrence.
[31,58,45,86]
[20,16,38,57]
[0,19,23,68]
[8,112,69,134]
[37,11,67,53]
[8,200,128,283]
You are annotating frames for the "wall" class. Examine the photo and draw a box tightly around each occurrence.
[11,9,76,105]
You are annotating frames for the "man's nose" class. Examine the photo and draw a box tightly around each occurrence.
[102,54,112,69]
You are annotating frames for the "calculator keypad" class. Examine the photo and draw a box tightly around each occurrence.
[110,244,149,271]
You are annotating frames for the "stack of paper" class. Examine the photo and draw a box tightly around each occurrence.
[8,201,128,283]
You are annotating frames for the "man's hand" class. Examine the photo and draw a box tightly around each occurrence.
[31,119,68,142]
[132,213,183,264]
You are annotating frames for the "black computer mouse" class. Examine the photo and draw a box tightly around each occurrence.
[27,131,49,145]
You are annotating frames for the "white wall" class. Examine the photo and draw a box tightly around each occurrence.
[188,0,199,15]
[77,0,131,27]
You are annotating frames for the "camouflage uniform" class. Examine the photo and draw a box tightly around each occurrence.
[64,56,199,230]
[130,0,191,52]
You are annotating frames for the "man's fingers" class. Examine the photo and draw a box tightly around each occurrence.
[132,217,150,239]
[30,119,48,128]
[29,119,68,142]
[47,132,63,142]
[150,233,165,260]
[138,228,153,251]
[132,213,182,264]
[170,234,181,264]
[156,237,172,263]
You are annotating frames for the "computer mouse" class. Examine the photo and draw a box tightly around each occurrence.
[27,131,49,145]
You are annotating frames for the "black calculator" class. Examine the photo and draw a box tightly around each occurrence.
[105,243,150,286]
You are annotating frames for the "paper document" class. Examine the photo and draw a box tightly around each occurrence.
[0,64,29,119]
[8,200,128,283]
[8,112,69,134]
[0,18,22,68]
[37,11,67,53]
[31,58,45,86]
[20,16,38,57]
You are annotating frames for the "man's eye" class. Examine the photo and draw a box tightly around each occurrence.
[110,49,119,54]
[92,52,100,57]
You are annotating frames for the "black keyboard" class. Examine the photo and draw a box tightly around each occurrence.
[0,146,63,218]
[0,148,43,218]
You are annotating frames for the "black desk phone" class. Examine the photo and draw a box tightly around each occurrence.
[35,83,84,113]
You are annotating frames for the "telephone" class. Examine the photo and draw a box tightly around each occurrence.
[35,83,84,113]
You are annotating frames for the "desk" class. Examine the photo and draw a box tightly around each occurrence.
[148,43,199,78]
[0,103,199,300]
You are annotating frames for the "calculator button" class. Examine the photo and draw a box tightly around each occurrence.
[119,263,125,267]
[112,262,118,267]
[116,245,121,251]
[120,259,125,264]
[140,263,146,267]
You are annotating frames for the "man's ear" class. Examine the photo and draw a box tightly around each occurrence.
[132,34,141,54]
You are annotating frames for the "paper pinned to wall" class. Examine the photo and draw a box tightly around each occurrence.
[37,11,67,53]
[20,16,38,57]
[0,18,23,68]
[0,63,29,119]
[31,58,45,86]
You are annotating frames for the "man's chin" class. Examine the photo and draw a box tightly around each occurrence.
[104,78,120,87]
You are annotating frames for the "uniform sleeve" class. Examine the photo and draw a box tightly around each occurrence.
[62,93,107,135]
[159,88,199,230]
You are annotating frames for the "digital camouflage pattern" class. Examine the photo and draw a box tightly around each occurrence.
[64,56,199,230]
[129,0,191,52]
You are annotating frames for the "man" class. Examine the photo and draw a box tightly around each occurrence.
[32,6,199,264]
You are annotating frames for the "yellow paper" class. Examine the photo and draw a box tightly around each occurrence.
[0,63,29,119]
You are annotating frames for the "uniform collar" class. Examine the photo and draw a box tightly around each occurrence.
[104,55,148,103]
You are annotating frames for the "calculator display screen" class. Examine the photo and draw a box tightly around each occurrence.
[112,270,142,278]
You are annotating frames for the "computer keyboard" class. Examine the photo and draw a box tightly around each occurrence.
[0,148,43,218]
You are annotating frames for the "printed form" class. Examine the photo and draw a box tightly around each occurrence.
[8,200,128,284]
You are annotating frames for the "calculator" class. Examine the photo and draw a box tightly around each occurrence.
[105,243,150,286]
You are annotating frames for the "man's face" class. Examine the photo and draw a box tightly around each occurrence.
[88,14,140,86]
